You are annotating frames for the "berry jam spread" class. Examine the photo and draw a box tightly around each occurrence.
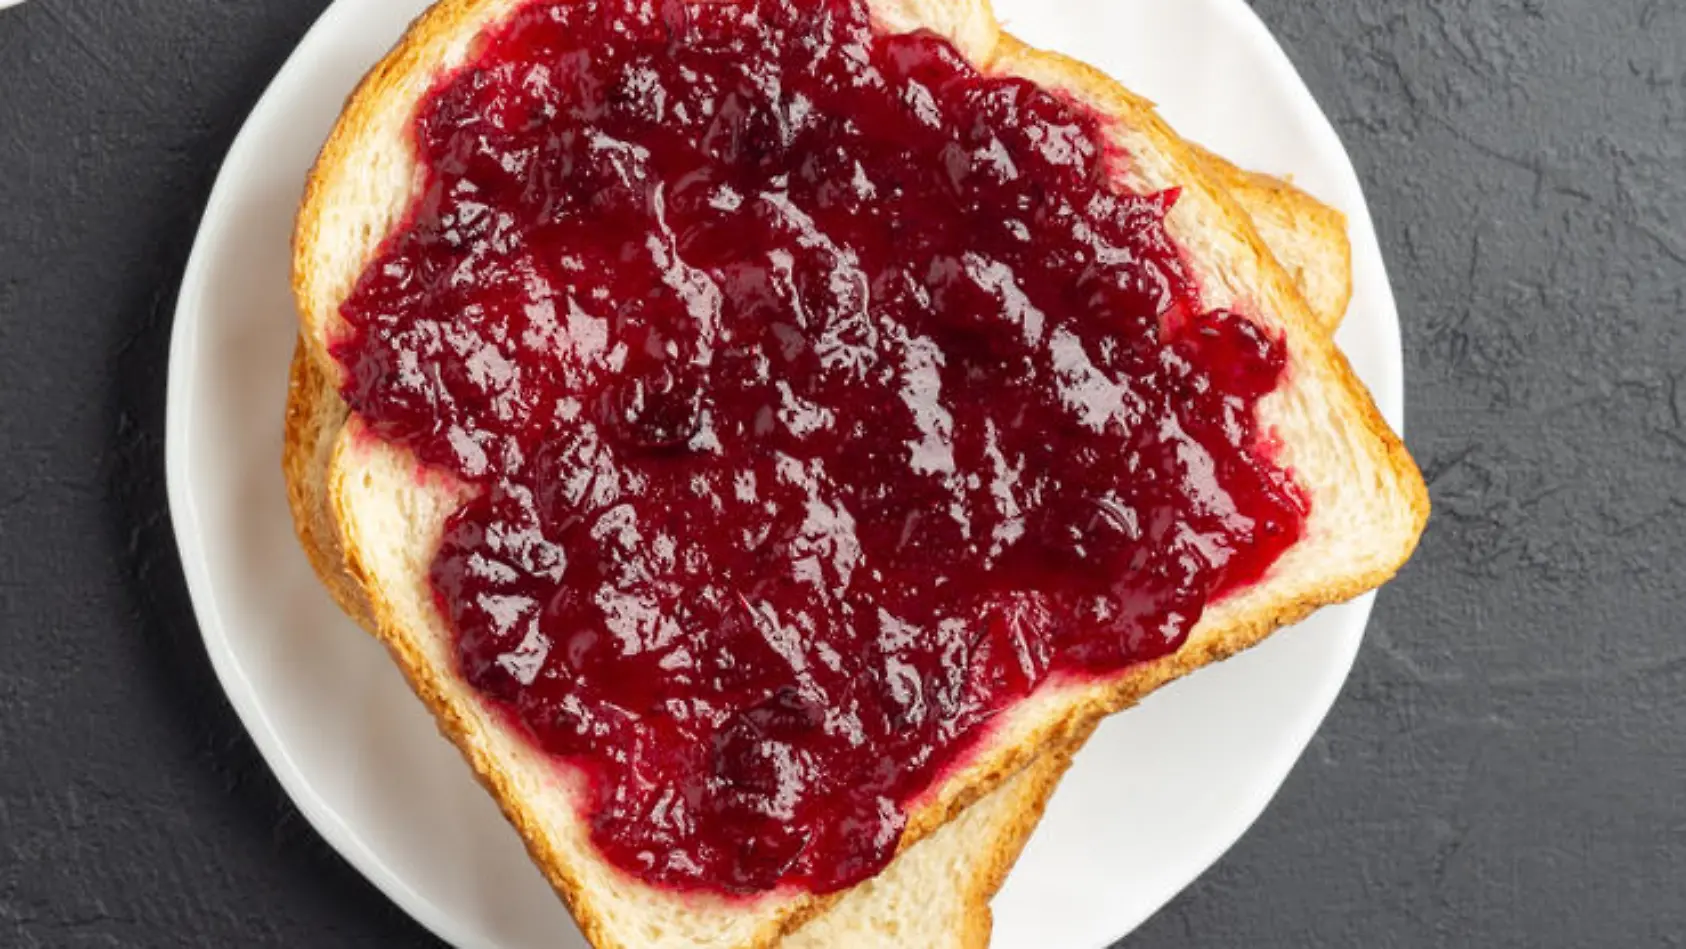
[334,0,1306,895]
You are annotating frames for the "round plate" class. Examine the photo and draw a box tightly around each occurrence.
[165,1,1403,947]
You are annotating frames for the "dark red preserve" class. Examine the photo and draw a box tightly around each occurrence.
[333,0,1306,895]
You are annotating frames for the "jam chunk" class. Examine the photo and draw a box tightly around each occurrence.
[334,0,1306,895]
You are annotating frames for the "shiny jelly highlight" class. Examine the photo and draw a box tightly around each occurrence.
[333,0,1306,895]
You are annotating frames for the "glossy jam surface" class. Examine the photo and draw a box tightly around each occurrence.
[334,0,1306,895]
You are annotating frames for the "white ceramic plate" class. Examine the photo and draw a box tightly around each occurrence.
[166,1,1403,947]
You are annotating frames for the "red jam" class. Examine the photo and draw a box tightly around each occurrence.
[333,0,1306,895]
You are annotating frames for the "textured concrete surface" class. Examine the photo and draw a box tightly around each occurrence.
[0,0,1682,946]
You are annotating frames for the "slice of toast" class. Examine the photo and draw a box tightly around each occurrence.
[286,149,1356,948]
[290,1,1427,946]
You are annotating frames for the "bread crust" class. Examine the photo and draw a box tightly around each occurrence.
[1193,145,1354,336]
[288,3,1428,946]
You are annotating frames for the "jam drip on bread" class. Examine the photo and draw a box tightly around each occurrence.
[333,0,1306,894]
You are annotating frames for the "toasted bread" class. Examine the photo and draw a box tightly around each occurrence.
[289,2,1426,946]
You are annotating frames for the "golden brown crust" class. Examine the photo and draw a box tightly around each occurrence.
[293,0,519,389]
[288,4,1427,947]
[1195,146,1354,335]
[283,342,374,628]
[951,723,1094,949]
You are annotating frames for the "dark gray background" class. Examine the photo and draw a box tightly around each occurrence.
[1,0,1682,946]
